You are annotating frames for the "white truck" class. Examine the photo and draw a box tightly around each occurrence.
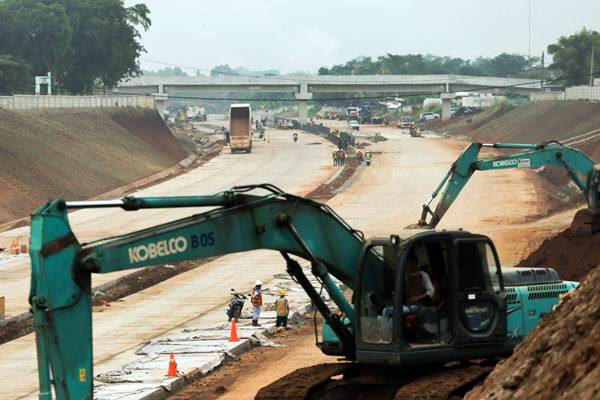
[229,104,252,153]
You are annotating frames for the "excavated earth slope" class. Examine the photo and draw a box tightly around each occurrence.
[0,107,188,224]
[516,209,600,281]
[465,263,600,400]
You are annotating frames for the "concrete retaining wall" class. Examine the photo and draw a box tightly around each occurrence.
[301,124,355,149]
[565,85,600,100]
[530,86,600,102]
[0,94,154,110]
[529,92,566,102]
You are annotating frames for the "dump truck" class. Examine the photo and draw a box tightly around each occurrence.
[229,103,252,153]
[29,183,579,399]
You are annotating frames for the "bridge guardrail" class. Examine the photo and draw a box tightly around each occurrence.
[0,94,155,110]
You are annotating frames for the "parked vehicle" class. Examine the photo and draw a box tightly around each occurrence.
[419,112,440,121]
[226,289,247,321]
[348,120,360,131]
[451,107,482,119]
[347,106,359,120]
[397,116,416,129]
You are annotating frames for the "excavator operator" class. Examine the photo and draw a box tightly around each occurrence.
[404,254,437,314]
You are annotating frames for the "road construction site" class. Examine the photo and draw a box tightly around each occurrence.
[1,101,599,399]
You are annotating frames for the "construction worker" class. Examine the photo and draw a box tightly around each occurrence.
[251,280,263,326]
[356,150,363,165]
[275,288,290,332]
[339,149,346,166]
[332,150,339,166]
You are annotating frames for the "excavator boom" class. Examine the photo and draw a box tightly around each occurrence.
[419,142,600,228]
[29,184,379,399]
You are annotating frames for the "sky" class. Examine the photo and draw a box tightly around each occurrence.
[125,0,600,75]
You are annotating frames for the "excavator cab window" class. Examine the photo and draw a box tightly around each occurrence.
[358,243,397,345]
[451,238,506,344]
[400,239,451,346]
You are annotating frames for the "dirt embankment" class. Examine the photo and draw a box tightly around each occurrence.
[466,263,600,400]
[0,107,188,225]
[515,209,600,282]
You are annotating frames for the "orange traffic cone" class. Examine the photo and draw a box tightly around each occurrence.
[165,352,178,377]
[229,319,239,342]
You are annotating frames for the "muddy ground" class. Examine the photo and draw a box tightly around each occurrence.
[169,320,326,400]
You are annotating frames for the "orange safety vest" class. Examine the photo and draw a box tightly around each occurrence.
[275,297,289,317]
[251,288,263,306]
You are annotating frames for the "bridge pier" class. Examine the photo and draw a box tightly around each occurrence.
[153,85,168,119]
[295,83,313,125]
[441,93,454,121]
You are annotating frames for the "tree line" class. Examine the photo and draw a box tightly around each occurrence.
[318,29,600,86]
[0,0,150,94]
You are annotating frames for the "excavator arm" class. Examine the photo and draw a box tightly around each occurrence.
[29,184,380,399]
[419,142,600,228]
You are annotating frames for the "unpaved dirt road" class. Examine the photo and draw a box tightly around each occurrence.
[0,123,567,400]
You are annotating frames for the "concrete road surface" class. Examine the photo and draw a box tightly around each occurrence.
[0,125,555,399]
[0,129,332,319]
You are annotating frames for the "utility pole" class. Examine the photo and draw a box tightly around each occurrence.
[590,47,595,87]
[528,0,532,60]
[541,51,545,89]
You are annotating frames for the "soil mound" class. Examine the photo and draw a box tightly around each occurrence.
[0,107,187,224]
[516,209,600,281]
[465,263,600,400]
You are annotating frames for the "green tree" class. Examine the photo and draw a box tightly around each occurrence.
[211,64,237,76]
[60,0,151,93]
[0,0,150,94]
[143,67,189,77]
[548,28,600,85]
[8,0,73,90]
[0,55,32,93]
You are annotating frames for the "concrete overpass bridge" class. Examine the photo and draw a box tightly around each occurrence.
[114,75,542,122]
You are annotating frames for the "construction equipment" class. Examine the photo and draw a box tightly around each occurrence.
[419,142,600,230]
[29,184,578,399]
[229,104,252,153]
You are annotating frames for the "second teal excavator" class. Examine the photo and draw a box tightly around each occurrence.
[418,142,600,232]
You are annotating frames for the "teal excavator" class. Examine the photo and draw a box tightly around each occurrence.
[419,142,600,231]
[30,183,578,399]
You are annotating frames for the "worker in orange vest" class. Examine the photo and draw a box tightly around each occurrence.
[251,280,263,326]
[275,288,290,333]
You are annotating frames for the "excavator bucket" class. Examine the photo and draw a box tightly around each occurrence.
[570,209,600,236]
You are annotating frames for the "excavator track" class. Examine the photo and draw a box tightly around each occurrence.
[256,361,495,400]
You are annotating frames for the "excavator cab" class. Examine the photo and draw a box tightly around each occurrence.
[353,231,511,366]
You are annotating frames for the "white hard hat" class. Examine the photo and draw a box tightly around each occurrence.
[255,280,262,285]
